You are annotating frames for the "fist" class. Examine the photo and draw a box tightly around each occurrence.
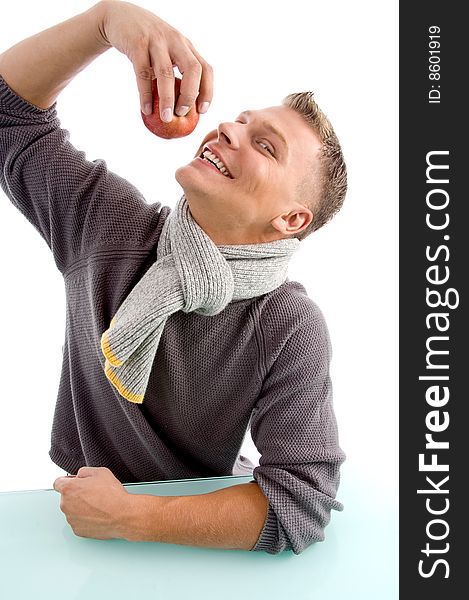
[141,77,200,139]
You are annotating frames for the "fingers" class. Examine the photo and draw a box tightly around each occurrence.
[134,37,213,122]
[102,2,213,120]
[150,38,213,121]
[185,40,213,114]
[171,50,202,117]
[152,58,177,122]
[132,49,155,116]
[53,467,104,492]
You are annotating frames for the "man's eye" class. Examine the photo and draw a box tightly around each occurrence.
[258,141,274,156]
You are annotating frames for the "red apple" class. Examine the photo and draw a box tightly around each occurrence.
[141,76,200,139]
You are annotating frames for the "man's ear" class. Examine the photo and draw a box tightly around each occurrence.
[271,206,313,237]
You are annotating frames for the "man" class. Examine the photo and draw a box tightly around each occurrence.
[0,0,346,555]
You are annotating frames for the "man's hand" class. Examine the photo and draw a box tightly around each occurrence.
[54,467,268,550]
[53,466,131,540]
[98,0,213,120]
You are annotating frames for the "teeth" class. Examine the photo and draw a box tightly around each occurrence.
[202,149,232,178]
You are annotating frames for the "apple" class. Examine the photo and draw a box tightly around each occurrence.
[141,76,200,139]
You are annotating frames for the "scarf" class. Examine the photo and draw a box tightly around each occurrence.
[100,195,300,403]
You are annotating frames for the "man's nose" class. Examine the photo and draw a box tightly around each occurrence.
[217,122,241,150]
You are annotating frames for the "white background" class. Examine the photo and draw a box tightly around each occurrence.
[0,0,398,517]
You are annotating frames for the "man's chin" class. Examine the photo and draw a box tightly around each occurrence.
[175,161,200,188]
[175,161,217,201]
[174,163,187,184]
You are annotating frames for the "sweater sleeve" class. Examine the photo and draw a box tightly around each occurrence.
[0,74,164,275]
[249,298,346,555]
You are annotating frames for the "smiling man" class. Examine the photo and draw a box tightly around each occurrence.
[178,106,321,245]
[0,0,346,555]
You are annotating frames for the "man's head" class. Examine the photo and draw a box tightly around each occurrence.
[282,92,347,241]
[175,92,347,245]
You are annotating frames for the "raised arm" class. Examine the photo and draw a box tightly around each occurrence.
[0,1,213,274]
[0,2,109,110]
[0,0,213,118]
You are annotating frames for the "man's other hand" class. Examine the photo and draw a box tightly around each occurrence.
[53,466,131,540]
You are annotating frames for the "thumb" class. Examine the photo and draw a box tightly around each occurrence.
[76,466,102,478]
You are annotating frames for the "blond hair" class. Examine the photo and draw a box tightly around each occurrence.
[282,92,347,241]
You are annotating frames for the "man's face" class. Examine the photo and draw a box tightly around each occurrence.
[175,105,322,244]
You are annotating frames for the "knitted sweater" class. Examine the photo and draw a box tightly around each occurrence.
[0,75,345,555]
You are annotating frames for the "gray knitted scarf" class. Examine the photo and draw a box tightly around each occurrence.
[100,195,300,403]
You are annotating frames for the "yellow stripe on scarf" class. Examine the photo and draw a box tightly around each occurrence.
[100,317,123,367]
[104,360,144,404]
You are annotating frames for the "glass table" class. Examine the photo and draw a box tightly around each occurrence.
[0,467,397,599]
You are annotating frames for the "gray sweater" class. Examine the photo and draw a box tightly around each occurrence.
[0,75,345,555]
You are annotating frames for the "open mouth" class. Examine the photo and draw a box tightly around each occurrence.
[199,147,233,179]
